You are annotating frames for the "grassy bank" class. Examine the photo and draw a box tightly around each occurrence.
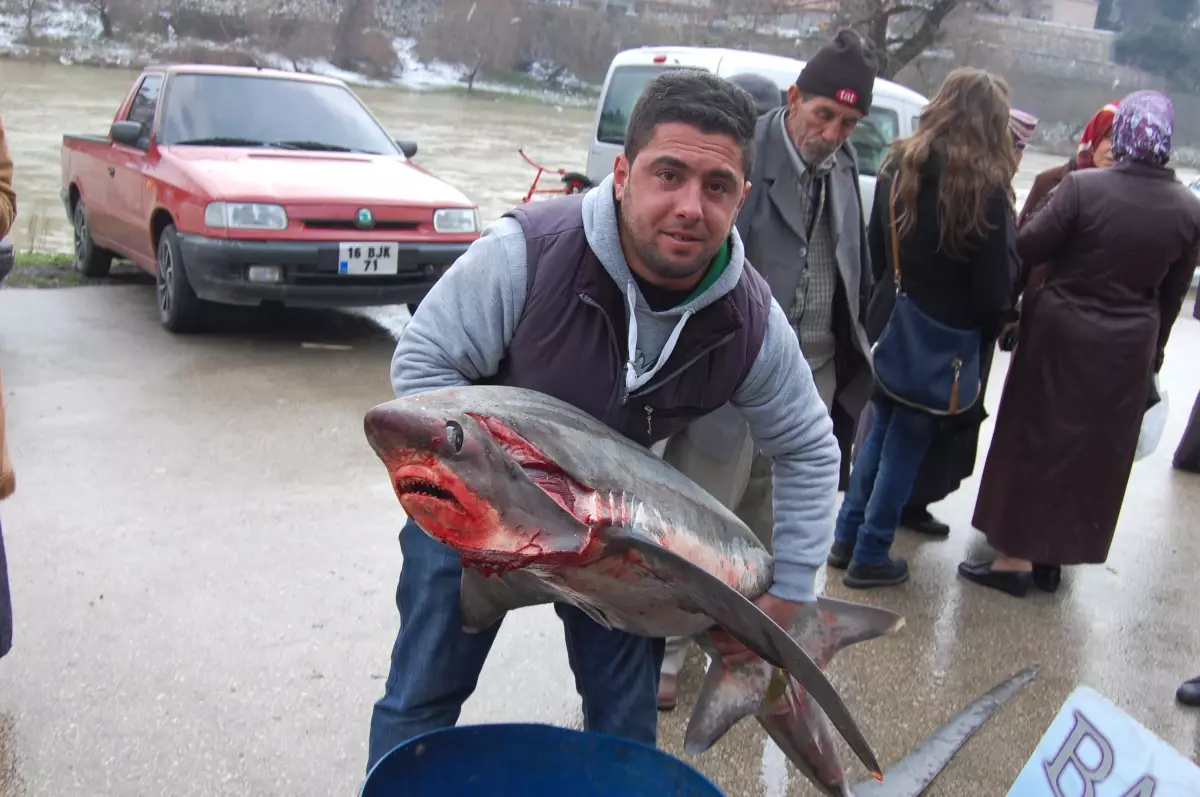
[6,252,150,289]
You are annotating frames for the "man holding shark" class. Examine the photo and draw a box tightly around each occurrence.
[366,68,845,771]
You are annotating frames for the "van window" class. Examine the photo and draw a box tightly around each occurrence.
[849,106,900,176]
[597,65,677,145]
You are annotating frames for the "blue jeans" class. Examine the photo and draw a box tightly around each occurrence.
[835,399,939,565]
[366,518,665,772]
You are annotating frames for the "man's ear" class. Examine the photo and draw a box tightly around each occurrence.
[735,180,751,217]
[613,153,630,201]
[787,84,802,110]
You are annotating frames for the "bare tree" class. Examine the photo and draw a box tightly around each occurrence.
[22,0,38,41]
[835,0,1007,79]
[422,0,521,93]
[80,0,115,38]
[334,0,375,71]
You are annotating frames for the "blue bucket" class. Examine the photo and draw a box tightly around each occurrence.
[361,723,726,797]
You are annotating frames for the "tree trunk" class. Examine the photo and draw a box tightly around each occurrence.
[466,56,483,93]
[333,0,372,71]
[882,0,958,79]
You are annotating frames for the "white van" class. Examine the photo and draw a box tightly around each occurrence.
[585,45,929,218]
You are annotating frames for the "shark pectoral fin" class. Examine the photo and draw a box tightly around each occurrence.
[684,649,772,755]
[459,568,556,634]
[604,529,882,779]
[807,596,907,669]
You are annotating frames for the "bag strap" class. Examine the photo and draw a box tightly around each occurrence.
[888,171,903,290]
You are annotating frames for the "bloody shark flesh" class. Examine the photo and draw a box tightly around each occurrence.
[364,383,904,792]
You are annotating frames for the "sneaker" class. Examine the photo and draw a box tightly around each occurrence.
[827,539,854,569]
[1177,676,1200,707]
[843,557,909,589]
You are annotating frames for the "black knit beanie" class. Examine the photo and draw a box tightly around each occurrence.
[795,29,878,116]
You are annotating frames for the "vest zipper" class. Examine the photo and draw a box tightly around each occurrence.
[645,404,654,436]
[628,330,738,400]
[577,293,629,405]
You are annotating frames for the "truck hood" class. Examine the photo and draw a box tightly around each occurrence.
[162,148,475,208]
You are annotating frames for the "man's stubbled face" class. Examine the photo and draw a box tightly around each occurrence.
[613,122,750,289]
[784,86,864,165]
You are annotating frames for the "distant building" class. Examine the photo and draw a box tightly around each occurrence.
[1011,0,1100,28]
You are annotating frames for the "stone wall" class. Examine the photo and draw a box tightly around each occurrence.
[889,12,1200,151]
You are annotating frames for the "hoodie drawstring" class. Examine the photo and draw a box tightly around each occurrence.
[623,281,694,395]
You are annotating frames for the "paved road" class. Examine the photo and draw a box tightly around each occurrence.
[0,282,1197,796]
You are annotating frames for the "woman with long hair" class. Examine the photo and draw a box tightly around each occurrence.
[828,68,1016,588]
[963,91,1200,597]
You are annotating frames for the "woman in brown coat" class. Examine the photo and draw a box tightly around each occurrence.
[961,91,1200,598]
[0,112,14,658]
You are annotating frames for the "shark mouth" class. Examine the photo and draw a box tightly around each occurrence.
[394,477,459,506]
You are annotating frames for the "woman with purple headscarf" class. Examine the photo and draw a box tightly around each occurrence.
[960,91,1200,597]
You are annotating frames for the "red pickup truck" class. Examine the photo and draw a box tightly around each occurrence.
[60,64,481,332]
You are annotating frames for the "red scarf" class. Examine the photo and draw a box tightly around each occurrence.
[1076,102,1119,169]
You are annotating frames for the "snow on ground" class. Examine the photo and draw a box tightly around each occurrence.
[0,3,598,106]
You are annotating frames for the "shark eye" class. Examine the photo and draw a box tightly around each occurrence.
[445,421,464,453]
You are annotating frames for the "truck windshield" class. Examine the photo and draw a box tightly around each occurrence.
[158,74,400,156]
[595,65,901,176]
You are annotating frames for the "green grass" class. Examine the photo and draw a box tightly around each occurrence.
[8,251,81,288]
[6,251,152,289]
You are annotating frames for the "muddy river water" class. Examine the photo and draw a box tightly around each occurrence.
[3,59,1199,255]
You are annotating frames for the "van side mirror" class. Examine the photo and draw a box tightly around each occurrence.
[395,139,418,158]
[110,121,144,148]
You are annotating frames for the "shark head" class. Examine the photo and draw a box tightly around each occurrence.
[364,394,599,572]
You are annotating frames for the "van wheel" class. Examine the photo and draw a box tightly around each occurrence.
[156,225,203,333]
[73,199,113,277]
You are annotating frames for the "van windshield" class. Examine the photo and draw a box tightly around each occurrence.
[597,65,676,145]
[596,65,902,176]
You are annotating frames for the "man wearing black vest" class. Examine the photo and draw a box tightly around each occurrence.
[366,70,842,770]
[657,30,879,708]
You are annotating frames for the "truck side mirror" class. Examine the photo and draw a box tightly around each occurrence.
[110,121,144,149]
[395,139,418,158]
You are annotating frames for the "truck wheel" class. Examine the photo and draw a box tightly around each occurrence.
[73,199,113,277]
[156,225,203,333]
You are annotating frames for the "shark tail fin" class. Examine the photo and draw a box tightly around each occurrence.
[683,596,904,767]
[684,635,773,756]
[804,596,906,669]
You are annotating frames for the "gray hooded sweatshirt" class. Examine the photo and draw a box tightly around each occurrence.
[390,174,840,603]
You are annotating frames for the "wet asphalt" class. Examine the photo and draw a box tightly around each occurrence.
[0,281,1197,796]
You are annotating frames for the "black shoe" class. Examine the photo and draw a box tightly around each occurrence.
[900,506,951,537]
[843,557,909,589]
[1177,676,1200,707]
[827,539,854,570]
[1032,564,1061,593]
[957,559,1032,598]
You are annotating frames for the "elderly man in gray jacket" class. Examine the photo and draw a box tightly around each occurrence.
[656,30,879,709]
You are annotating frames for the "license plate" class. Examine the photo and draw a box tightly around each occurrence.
[338,243,399,275]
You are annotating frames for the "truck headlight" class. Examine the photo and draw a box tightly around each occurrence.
[205,202,289,230]
[433,208,479,234]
